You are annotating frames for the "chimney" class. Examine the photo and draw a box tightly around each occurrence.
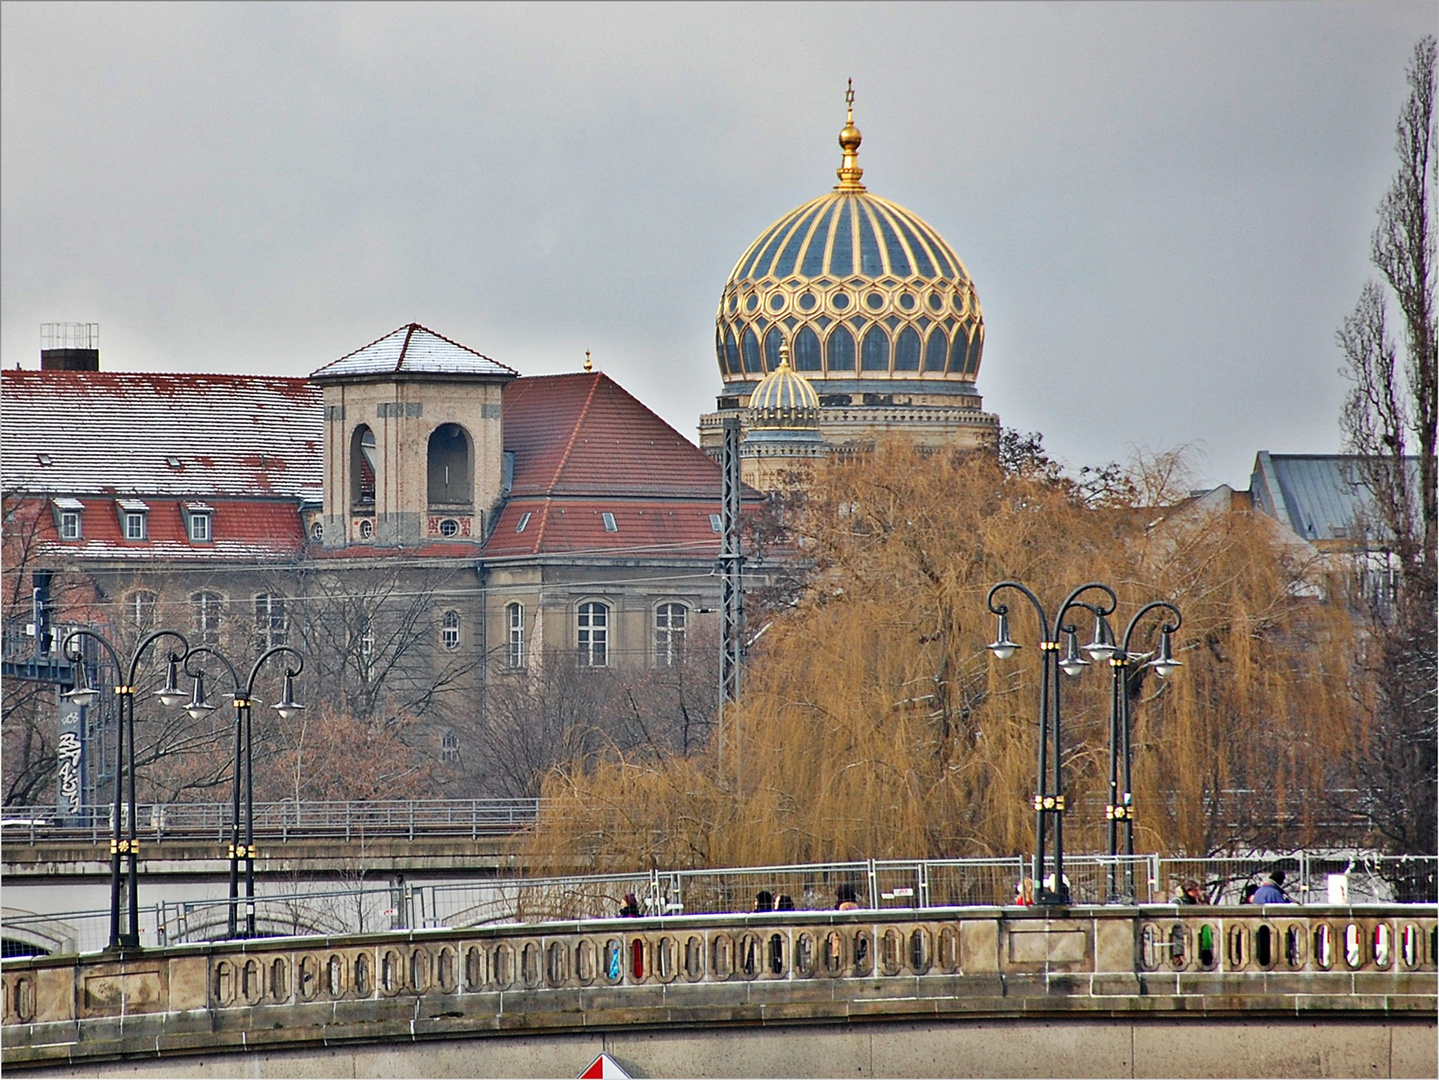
[40,323,100,371]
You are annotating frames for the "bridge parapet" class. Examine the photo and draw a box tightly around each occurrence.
[3,905,1435,1070]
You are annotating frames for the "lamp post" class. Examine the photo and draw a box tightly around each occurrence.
[61,629,190,951]
[1102,601,1183,902]
[986,581,1116,906]
[181,645,304,938]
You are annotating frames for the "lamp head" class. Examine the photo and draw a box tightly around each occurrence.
[1149,630,1182,678]
[1059,629,1091,678]
[184,671,216,720]
[156,655,187,708]
[1083,615,1117,661]
[272,672,304,721]
[987,611,1020,661]
[64,678,98,709]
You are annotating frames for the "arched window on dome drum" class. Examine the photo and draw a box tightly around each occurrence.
[948,328,969,375]
[923,329,948,372]
[828,200,855,277]
[763,327,785,371]
[741,327,763,374]
[861,326,891,371]
[825,326,855,371]
[792,327,822,371]
[724,327,740,375]
[964,326,984,376]
[894,328,921,371]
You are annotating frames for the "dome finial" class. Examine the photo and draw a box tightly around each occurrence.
[778,342,791,370]
[835,78,865,192]
[583,349,593,372]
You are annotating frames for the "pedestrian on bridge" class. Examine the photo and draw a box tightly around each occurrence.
[1252,870,1294,904]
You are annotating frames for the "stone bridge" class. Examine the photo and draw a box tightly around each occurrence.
[3,905,1435,1078]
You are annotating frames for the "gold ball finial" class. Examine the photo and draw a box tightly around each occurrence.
[835,78,865,191]
[583,349,593,372]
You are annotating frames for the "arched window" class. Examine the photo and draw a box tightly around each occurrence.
[350,426,376,506]
[792,326,822,371]
[964,326,984,376]
[741,327,763,374]
[861,326,890,371]
[825,327,855,372]
[192,592,224,646]
[654,603,687,667]
[948,329,969,374]
[507,603,525,668]
[577,602,609,667]
[893,328,921,371]
[923,330,948,372]
[724,327,740,375]
[428,424,472,506]
[254,594,287,650]
[441,610,461,650]
[763,327,785,371]
[129,590,157,630]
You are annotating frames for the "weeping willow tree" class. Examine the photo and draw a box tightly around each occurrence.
[524,441,1360,872]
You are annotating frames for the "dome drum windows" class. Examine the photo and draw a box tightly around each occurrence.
[861,327,890,371]
[826,327,856,372]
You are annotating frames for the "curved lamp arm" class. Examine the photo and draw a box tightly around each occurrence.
[247,645,305,718]
[1119,601,1183,656]
[987,580,1052,643]
[1056,582,1117,636]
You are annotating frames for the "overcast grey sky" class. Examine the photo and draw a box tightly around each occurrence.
[3,2,1433,487]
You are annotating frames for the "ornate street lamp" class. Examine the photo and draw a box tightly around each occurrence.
[986,581,1116,906]
[62,628,190,951]
[183,645,304,938]
[1098,601,1183,902]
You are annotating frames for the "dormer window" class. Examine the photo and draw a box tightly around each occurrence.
[118,499,149,541]
[185,502,213,543]
[54,498,84,540]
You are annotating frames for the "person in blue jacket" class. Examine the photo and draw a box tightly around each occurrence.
[1252,870,1294,903]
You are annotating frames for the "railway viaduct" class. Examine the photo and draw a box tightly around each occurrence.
[3,904,1435,1078]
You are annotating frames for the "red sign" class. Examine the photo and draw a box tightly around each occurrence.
[578,1052,630,1079]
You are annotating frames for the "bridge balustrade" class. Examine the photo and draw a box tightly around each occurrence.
[2,905,1435,1070]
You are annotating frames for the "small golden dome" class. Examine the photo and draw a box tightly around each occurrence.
[749,346,821,430]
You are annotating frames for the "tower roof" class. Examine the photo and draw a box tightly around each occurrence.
[310,323,517,381]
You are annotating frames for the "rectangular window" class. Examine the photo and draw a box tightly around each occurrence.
[254,594,286,649]
[188,513,211,542]
[507,603,525,668]
[125,512,146,540]
[193,592,223,646]
[654,603,687,667]
[442,610,461,650]
[577,602,608,667]
[130,590,157,629]
[601,512,618,532]
[709,513,722,533]
[60,512,81,540]
[441,731,460,763]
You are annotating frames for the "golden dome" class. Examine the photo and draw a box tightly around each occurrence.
[748,347,820,431]
[716,83,984,392]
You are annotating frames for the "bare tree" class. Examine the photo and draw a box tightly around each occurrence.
[1337,35,1437,858]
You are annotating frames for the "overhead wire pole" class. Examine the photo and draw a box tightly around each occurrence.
[718,416,744,770]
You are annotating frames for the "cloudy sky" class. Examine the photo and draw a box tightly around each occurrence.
[3,2,1432,487]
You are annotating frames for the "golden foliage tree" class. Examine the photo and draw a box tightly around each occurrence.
[524,441,1360,872]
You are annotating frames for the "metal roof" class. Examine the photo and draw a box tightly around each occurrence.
[1251,452,1422,543]
[1,371,322,498]
[310,323,518,381]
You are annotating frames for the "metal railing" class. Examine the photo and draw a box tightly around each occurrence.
[4,853,1433,958]
[1,799,543,844]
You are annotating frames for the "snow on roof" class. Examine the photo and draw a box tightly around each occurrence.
[310,323,518,381]
[1,371,322,498]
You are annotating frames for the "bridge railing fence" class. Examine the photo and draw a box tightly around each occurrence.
[1,799,543,844]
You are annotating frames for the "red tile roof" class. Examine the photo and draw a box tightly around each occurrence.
[10,496,306,561]
[1,371,322,499]
[484,497,724,559]
[503,373,725,499]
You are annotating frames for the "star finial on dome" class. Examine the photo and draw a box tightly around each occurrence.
[835,78,865,192]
